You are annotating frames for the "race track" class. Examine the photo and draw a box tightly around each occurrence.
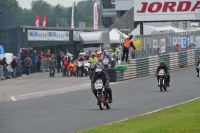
[0,66,200,133]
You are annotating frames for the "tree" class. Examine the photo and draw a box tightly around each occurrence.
[0,0,21,27]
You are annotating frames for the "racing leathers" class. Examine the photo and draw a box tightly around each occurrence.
[91,71,113,103]
[156,65,170,87]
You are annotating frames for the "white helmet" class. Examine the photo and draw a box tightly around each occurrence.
[79,53,83,56]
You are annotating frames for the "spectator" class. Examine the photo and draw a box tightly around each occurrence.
[49,54,56,77]
[46,50,51,58]
[37,51,44,71]
[11,56,17,78]
[24,56,32,75]
[1,57,8,77]
[56,51,62,73]
[33,50,38,72]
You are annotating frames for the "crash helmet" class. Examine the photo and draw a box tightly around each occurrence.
[79,53,83,56]
[95,65,102,75]
[91,53,95,57]
[160,61,165,66]
[129,35,133,39]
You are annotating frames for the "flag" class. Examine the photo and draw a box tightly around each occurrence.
[56,23,59,28]
[71,3,75,28]
[93,2,98,29]
[42,16,47,27]
[34,15,40,27]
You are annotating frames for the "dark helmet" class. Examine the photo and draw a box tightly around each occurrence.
[129,35,133,39]
[95,65,102,74]
[160,61,165,66]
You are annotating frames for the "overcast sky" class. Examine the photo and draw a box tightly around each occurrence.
[17,0,82,9]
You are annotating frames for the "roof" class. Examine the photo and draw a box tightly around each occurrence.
[131,25,185,36]
[109,28,128,44]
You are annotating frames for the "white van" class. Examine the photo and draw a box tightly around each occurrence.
[5,53,14,72]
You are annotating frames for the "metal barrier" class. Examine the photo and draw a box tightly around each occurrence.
[116,49,200,81]
[0,66,5,80]
[133,30,200,59]
[40,58,50,72]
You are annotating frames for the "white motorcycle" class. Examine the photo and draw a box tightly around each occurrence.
[103,57,111,69]
[95,79,111,110]
[84,61,90,76]
[158,69,167,92]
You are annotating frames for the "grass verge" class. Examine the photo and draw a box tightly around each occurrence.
[80,98,200,133]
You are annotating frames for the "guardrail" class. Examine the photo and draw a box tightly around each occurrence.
[117,49,200,81]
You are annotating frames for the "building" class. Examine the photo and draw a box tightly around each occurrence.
[101,0,133,28]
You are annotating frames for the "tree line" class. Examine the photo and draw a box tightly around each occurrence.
[0,0,97,28]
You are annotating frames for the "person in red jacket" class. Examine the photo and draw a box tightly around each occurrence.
[46,50,51,58]
[63,56,69,76]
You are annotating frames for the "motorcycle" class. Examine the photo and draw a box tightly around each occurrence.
[69,62,76,76]
[158,69,167,92]
[89,63,96,79]
[94,79,111,110]
[84,61,90,77]
[76,61,84,77]
[103,57,111,69]
[62,65,69,77]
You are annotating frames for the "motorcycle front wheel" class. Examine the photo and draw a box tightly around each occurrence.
[98,95,103,110]
[159,79,163,92]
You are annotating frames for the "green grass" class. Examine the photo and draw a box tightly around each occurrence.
[80,98,200,133]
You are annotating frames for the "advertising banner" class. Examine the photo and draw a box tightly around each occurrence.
[134,0,200,21]
[28,30,69,41]
[94,2,98,29]
[181,37,187,48]
[168,37,173,46]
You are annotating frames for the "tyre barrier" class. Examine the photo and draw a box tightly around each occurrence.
[105,68,117,82]
[114,49,200,81]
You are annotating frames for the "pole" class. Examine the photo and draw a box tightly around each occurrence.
[140,22,143,35]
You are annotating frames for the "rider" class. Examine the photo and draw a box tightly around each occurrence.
[196,56,200,77]
[63,56,69,76]
[91,65,113,104]
[155,61,170,87]
[88,53,98,65]
[76,53,85,76]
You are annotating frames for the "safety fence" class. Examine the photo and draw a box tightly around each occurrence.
[116,49,200,81]
[0,66,4,80]
[132,30,200,59]
[40,58,50,72]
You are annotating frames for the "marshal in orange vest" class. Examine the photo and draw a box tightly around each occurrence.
[123,38,133,48]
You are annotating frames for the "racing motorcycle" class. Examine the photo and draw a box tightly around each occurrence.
[89,63,96,79]
[69,62,76,76]
[94,79,111,110]
[103,57,111,69]
[158,69,167,92]
[84,61,90,77]
[76,61,84,77]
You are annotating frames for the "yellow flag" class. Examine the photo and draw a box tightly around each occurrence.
[134,40,142,50]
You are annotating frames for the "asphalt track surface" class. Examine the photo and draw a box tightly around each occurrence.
[0,66,200,133]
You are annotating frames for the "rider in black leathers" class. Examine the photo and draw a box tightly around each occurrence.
[155,61,170,87]
[196,56,200,77]
[91,65,113,104]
